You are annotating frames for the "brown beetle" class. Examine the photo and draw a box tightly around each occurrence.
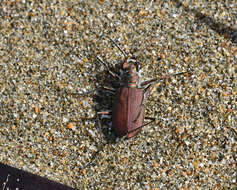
[95,36,187,139]
[112,57,150,138]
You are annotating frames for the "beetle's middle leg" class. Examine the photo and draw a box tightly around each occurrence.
[133,71,179,122]
[133,83,155,123]
[133,82,162,123]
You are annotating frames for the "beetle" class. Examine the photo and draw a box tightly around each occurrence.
[112,57,154,138]
[93,36,188,139]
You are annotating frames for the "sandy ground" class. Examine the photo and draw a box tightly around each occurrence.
[0,0,236,189]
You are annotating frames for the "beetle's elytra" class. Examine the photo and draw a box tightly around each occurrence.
[113,80,145,138]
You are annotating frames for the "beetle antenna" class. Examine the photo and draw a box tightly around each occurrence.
[95,55,110,70]
[101,35,127,58]
[95,55,121,80]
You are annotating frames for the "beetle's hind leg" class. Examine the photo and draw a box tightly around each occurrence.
[144,116,156,120]
[122,117,156,140]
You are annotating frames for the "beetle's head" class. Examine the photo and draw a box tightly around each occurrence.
[120,57,141,87]
[121,57,141,74]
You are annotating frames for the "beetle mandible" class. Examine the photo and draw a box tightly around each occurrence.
[94,36,187,139]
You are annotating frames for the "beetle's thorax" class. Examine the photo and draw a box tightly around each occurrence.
[120,58,141,88]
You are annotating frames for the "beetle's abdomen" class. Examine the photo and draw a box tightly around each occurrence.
[112,88,144,138]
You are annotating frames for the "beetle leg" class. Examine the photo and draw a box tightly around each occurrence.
[142,71,188,98]
[115,119,155,142]
[144,116,156,120]
[133,84,153,122]
[133,84,155,123]
[143,83,153,98]
[97,111,112,115]
[134,83,166,123]
[77,86,116,96]
[100,35,127,58]
[103,86,116,94]
[134,83,164,123]
[96,113,104,145]
[140,71,188,87]
[96,111,112,144]
[133,104,144,123]
[126,118,156,138]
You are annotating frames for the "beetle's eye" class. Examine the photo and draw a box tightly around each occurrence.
[121,57,141,71]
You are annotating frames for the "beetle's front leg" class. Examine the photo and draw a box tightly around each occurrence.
[140,71,188,87]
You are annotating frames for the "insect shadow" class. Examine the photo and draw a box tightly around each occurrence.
[91,57,122,144]
[77,52,125,171]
